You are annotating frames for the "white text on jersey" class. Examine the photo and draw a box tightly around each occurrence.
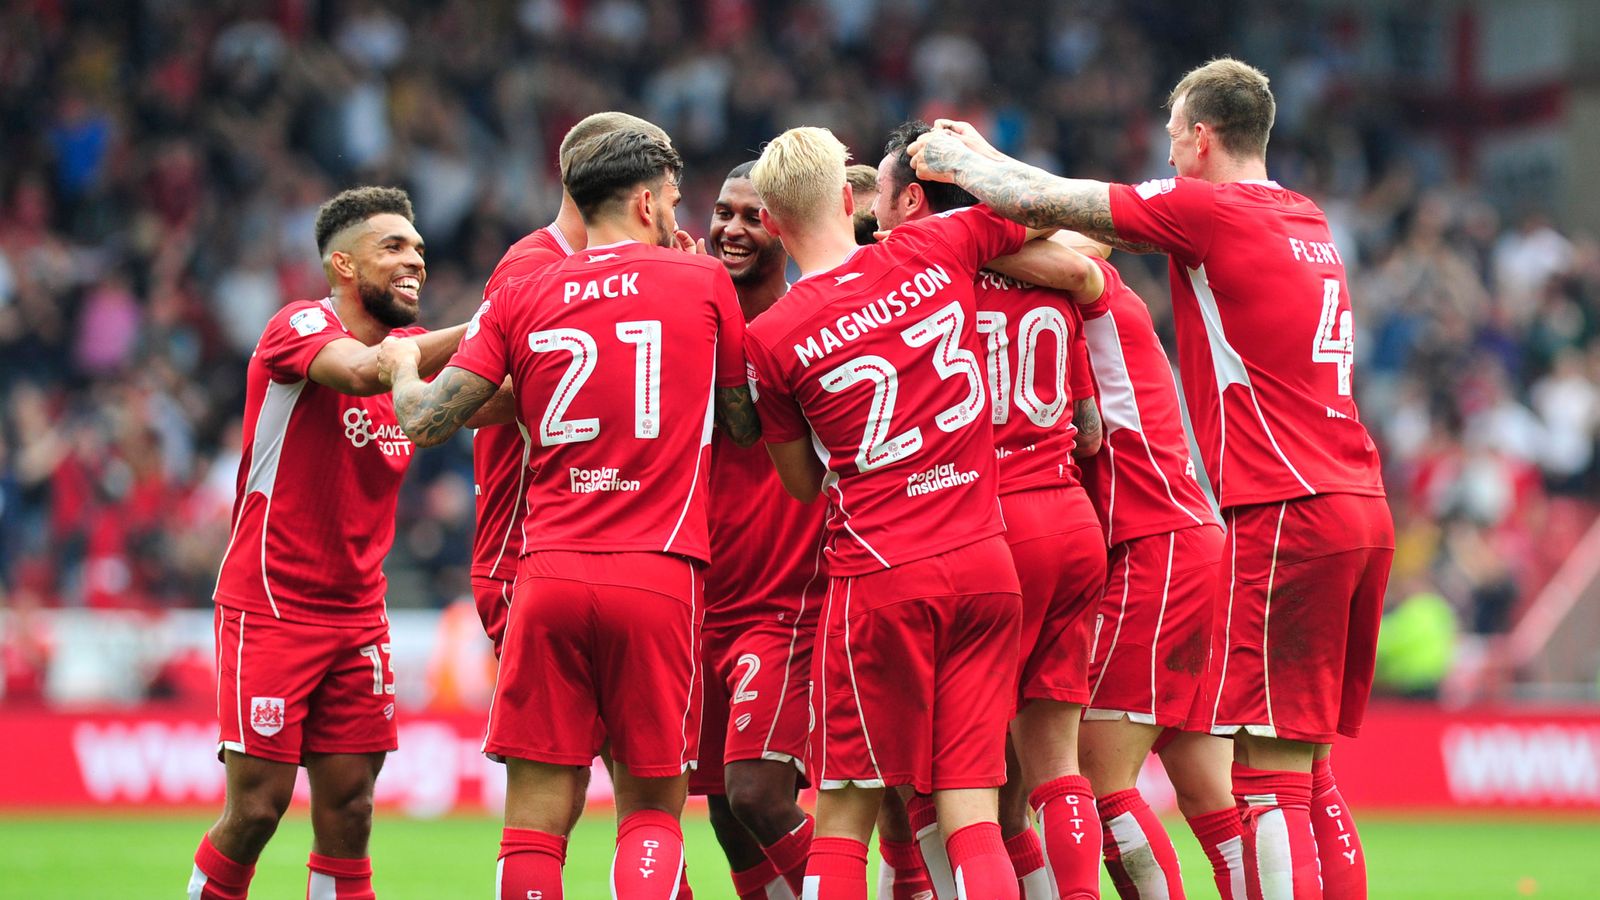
[568,466,641,493]
[905,461,980,497]
[793,264,953,368]
[562,272,640,304]
[1287,237,1344,266]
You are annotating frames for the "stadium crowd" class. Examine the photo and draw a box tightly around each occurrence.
[1,0,1597,704]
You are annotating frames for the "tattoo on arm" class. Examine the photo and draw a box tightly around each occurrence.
[1072,396,1103,458]
[955,155,1164,254]
[393,367,498,448]
[714,385,762,448]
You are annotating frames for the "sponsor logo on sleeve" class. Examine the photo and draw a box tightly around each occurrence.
[289,307,328,337]
[1135,178,1177,200]
[464,300,490,340]
[249,697,285,737]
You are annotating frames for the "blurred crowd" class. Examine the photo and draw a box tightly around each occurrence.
[2,0,1597,701]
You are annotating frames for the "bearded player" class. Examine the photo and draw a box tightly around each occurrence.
[746,126,1060,900]
[381,129,758,899]
[909,58,1392,900]
[876,120,1108,900]
[190,187,479,900]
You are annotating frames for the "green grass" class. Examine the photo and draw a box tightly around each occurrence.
[1,811,1597,898]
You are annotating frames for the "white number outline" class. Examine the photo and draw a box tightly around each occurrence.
[900,302,984,432]
[1014,306,1070,428]
[615,320,663,438]
[528,320,665,446]
[732,652,761,704]
[1312,278,1353,397]
[976,311,1010,425]
[359,643,395,696]
[821,354,922,472]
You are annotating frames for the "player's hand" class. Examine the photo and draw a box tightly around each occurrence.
[907,128,968,184]
[376,335,422,388]
[673,229,701,254]
[931,119,1007,162]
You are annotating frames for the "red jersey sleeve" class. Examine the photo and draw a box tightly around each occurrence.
[1079,259,1117,322]
[1107,177,1217,268]
[712,271,748,388]
[257,302,348,385]
[445,288,512,386]
[745,333,808,444]
[1069,305,1095,401]
[920,204,1028,271]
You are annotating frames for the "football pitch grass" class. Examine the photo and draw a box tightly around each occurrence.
[3,811,1599,898]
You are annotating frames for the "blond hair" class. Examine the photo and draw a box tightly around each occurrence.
[1168,58,1275,158]
[559,112,671,180]
[845,164,878,197]
[751,126,850,225]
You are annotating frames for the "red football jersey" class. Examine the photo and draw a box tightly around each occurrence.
[1077,258,1218,546]
[704,428,829,627]
[973,270,1095,494]
[449,240,746,564]
[1108,177,1385,508]
[214,299,424,627]
[470,224,575,581]
[744,206,1026,575]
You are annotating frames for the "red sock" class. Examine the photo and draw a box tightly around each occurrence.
[1029,775,1101,900]
[498,827,566,900]
[1097,788,1184,899]
[879,838,936,900]
[189,834,254,900]
[1311,757,1365,900]
[1186,807,1246,900]
[614,810,685,899]
[945,822,1018,900]
[1233,764,1321,900]
[307,853,374,900]
[906,795,956,898]
[731,858,784,900]
[763,814,812,895]
[804,836,869,900]
[1004,828,1050,899]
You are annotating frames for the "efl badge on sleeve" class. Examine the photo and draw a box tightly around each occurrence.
[250,697,286,737]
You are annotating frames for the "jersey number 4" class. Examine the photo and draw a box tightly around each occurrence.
[528,321,663,446]
[820,301,984,473]
[1313,279,1353,396]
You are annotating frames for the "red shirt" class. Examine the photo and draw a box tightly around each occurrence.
[973,270,1095,494]
[449,240,746,564]
[1077,258,1219,546]
[705,428,829,627]
[744,206,1026,575]
[470,224,575,581]
[214,299,424,627]
[1108,178,1385,509]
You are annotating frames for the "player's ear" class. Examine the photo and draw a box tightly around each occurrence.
[841,181,855,217]
[758,207,782,237]
[905,181,925,216]
[327,249,355,282]
[635,186,655,228]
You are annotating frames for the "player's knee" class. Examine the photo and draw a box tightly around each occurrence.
[222,793,289,851]
[724,775,792,837]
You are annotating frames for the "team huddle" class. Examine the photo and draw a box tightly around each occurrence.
[188,58,1394,900]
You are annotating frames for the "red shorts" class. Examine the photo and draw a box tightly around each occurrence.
[1085,524,1223,728]
[689,617,814,796]
[485,551,702,778]
[214,606,398,765]
[812,536,1022,794]
[1198,493,1393,743]
[1002,487,1106,707]
[470,574,513,659]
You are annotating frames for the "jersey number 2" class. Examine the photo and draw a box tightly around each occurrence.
[528,321,663,445]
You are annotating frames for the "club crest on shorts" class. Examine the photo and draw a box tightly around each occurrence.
[383,702,395,721]
[735,713,752,732]
[250,697,285,737]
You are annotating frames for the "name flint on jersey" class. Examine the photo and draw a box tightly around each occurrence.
[342,408,414,456]
[905,461,980,497]
[569,466,641,493]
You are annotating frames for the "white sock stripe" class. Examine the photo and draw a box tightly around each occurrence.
[1107,811,1173,900]
[1254,808,1296,900]
[186,864,208,900]
[954,866,969,900]
[801,873,823,900]
[917,823,959,900]
[494,857,505,900]
[307,870,337,900]
[1019,866,1054,899]
[766,874,798,899]
[1219,835,1247,900]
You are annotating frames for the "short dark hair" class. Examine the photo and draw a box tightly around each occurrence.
[883,121,977,214]
[563,129,684,221]
[726,161,756,181]
[1168,58,1275,158]
[314,186,414,256]
[558,112,670,181]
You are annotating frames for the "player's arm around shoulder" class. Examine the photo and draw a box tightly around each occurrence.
[1072,396,1103,458]
[766,438,827,503]
[306,322,469,396]
[378,337,498,448]
[984,234,1108,305]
